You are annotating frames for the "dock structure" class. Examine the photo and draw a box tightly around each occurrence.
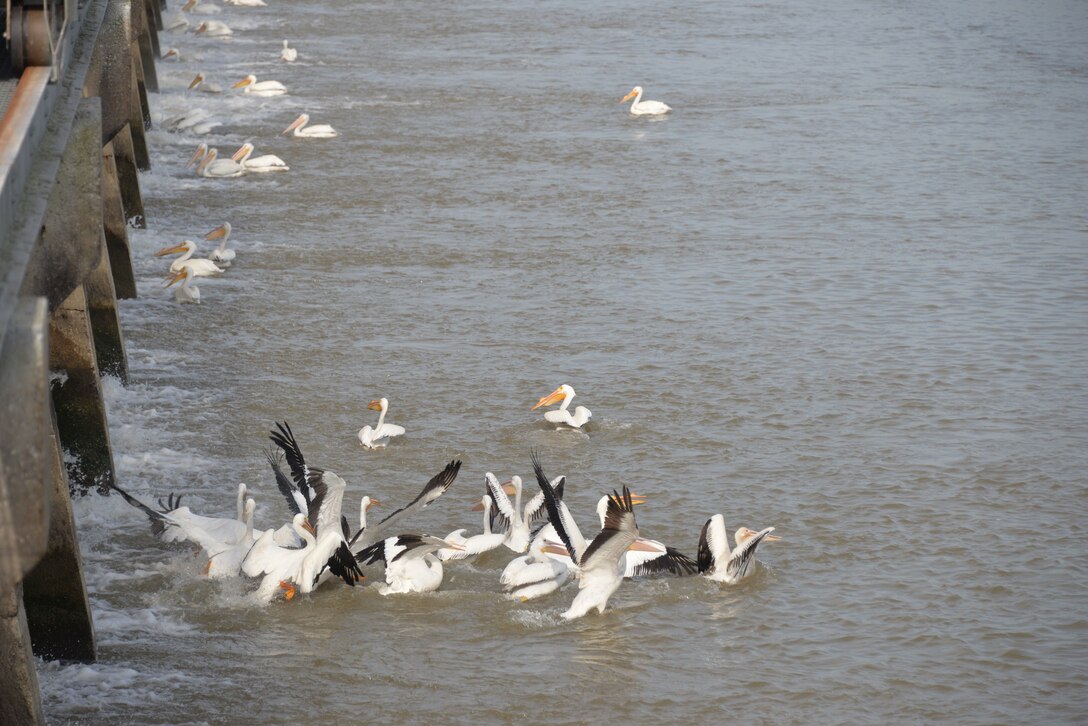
[0,0,162,721]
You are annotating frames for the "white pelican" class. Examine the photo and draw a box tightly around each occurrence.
[532,384,592,429]
[500,523,571,601]
[196,147,245,178]
[164,12,189,33]
[357,397,405,449]
[349,460,462,551]
[164,267,201,304]
[480,473,554,553]
[242,513,364,602]
[204,498,257,578]
[194,20,232,36]
[167,110,219,134]
[263,424,351,538]
[698,514,781,584]
[161,47,182,61]
[533,454,643,619]
[182,0,221,14]
[204,223,235,266]
[232,74,287,97]
[356,534,462,595]
[282,113,338,139]
[280,40,297,62]
[438,495,508,561]
[619,86,671,116]
[154,239,224,277]
[231,142,289,172]
[105,481,248,545]
[591,494,698,578]
[188,72,222,94]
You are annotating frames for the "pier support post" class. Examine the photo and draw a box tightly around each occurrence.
[108,125,146,228]
[22,405,97,662]
[0,297,52,726]
[84,230,128,382]
[49,284,116,493]
[0,586,45,726]
[101,141,138,299]
[85,0,152,175]
[139,0,162,64]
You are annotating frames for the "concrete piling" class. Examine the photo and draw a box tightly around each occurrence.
[100,141,138,299]
[0,297,52,726]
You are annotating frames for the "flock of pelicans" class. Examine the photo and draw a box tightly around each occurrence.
[109,387,780,620]
[111,3,765,621]
[150,0,668,303]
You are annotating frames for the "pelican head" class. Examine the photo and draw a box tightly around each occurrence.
[204,222,231,241]
[367,397,389,413]
[195,21,209,34]
[428,535,462,551]
[182,0,197,11]
[540,541,570,558]
[736,527,782,545]
[163,268,192,287]
[231,142,255,163]
[162,47,180,61]
[361,496,381,511]
[186,142,208,168]
[196,147,219,174]
[188,73,206,90]
[620,86,643,103]
[155,240,197,258]
[282,113,310,135]
[532,384,574,410]
[232,74,257,90]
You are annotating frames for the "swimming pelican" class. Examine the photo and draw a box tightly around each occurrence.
[168,110,219,134]
[438,495,508,561]
[155,239,224,277]
[698,514,781,584]
[194,20,232,36]
[204,223,235,266]
[619,86,671,116]
[161,47,182,61]
[591,494,698,578]
[356,534,462,595]
[282,113,338,139]
[500,521,572,601]
[357,397,405,449]
[242,513,364,602]
[164,267,201,304]
[532,384,592,429]
[533,453,642,619]
[182,0,221,14]
[188,72,222,94]
[196,147,246,178]
[164,12,189,32]
[231,142,289,172]
[232,74,287,97]
[280,40,297,62]
[105,481,248,545]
